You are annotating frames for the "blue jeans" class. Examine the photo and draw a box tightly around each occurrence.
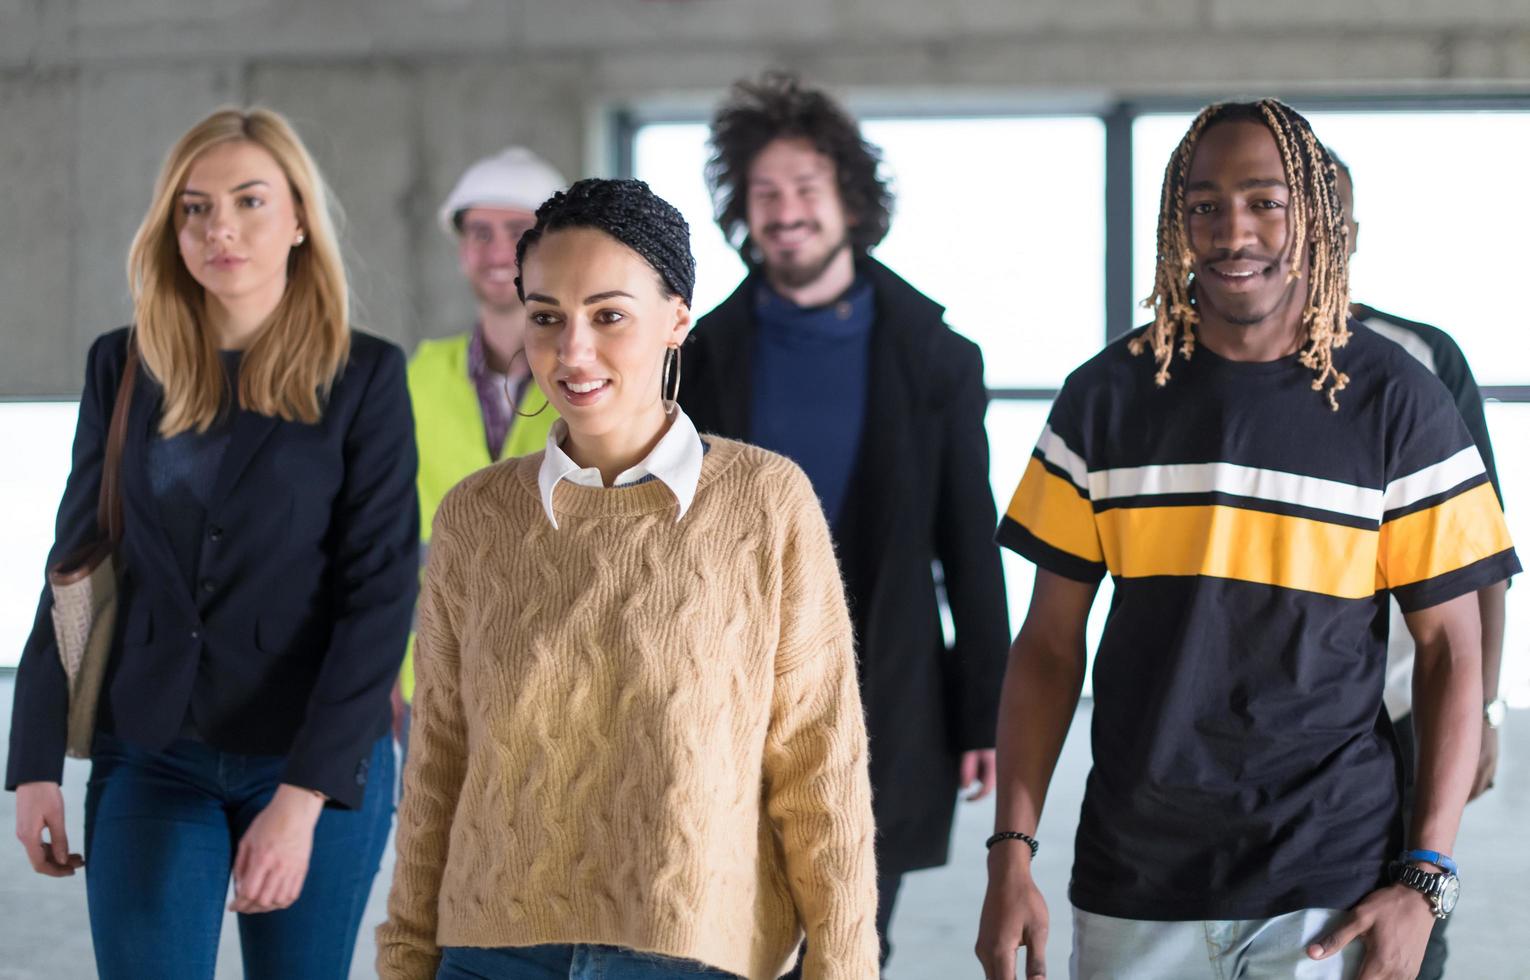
[84,730,394,980]
[437,944,740,979]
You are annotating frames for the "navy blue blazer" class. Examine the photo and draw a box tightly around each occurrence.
[6,327,419,808]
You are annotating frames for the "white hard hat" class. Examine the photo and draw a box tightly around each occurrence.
[437,147,568,236]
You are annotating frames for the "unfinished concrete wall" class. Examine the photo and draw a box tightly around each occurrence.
[2,0,1528,395]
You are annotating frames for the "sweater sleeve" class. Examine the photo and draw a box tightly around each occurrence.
[762,467,880,980]
[376,492,471,980]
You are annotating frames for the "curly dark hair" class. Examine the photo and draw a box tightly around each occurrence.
[706,70,894,264]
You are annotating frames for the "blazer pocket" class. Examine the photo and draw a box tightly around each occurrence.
[255,616,316,657]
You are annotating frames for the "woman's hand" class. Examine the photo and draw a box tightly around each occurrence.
[229,783,325,914]
[14,781,85,876]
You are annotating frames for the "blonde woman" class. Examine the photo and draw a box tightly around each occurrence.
[7,107,418,978]
[378,179,879,980]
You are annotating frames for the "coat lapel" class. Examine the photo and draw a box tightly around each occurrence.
[205,410,281,513]
[121,369,281,613]
[837,313,913,613]
[835,258,944,647]
[121,372,199,616]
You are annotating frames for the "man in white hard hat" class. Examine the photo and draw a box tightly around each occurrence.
[393,148,569,757]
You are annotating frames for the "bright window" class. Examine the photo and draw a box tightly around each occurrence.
[637,116,1106,389]
[1,402,79,669]
[1133,109,1530,385]
[1485,401,1530,705]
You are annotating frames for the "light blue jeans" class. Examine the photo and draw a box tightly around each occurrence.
[1071,906,1363,979]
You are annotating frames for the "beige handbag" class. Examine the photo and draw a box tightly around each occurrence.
[48,341,137,759]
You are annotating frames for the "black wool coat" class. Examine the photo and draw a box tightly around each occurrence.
[7,328,419,809]
[679,256,1010,874]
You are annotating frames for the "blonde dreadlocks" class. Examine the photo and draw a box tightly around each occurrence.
[1132,100,1352,409]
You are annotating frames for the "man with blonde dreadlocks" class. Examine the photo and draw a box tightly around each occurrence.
[975,100,1519,980]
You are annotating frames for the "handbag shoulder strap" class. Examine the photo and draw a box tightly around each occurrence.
[98,336,140,548]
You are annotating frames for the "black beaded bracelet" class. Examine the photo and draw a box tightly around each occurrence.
[985,831,1039,858]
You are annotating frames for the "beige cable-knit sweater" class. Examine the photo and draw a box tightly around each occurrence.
[377,437,879,980]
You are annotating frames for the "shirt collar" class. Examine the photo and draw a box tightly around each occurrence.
[467,322,488,381]
[537,406,705,529]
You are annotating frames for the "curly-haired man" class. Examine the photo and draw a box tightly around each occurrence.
[679,71,1012,975]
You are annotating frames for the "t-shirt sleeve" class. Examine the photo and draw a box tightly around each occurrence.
[1378,373,1520,613]
[995,385,1106,583]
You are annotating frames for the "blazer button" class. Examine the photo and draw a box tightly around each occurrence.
[189,629,201,641]
[207,525,224,542]
[355,759,369,786]
[201,579,218,594]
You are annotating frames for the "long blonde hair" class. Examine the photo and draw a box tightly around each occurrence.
[128,107,350,435]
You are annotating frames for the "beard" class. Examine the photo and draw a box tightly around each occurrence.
[1191,272,1301,328]
[472,279,524,317]
[763,234,852,290]
[1221,306,1270,327]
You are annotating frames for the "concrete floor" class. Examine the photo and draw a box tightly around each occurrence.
[2,674,1528,978]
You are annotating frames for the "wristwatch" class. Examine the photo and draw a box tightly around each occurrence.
[1390,859,1461,920]
[1485,698,1507,729]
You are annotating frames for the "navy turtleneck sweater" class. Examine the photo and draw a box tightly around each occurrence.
[748,277,875,530]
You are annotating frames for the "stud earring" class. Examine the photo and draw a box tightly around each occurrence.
[294,232,306,246]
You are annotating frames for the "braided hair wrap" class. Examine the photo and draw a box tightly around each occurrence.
[515,178,695,306]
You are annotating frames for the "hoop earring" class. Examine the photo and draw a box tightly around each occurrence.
[661,345,682,415]
[506,348,549,419]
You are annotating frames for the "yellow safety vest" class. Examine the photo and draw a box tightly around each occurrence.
[400,333,556,701]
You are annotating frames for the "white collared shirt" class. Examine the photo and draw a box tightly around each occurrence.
[537,407,705,529]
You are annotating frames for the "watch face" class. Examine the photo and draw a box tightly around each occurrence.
[1439,875,1461,915]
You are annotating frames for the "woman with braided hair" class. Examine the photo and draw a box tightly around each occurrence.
[976,101,1517,980]
[378,178,879,980]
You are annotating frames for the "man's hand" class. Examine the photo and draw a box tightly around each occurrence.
[14,782,84,877]
[1307,883,1437,979]
[975,847,1048,980]
[229,784,324,914]
[1470,724,1498,800]
[961,749,998,802]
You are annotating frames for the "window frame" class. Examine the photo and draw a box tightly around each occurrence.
[615,92,1530,404]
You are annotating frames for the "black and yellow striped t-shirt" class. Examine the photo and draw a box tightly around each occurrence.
[998,324,1519,921]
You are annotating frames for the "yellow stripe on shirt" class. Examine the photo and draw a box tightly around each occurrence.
[1005,456,1105,564]
[1097,504,1379,598]
[1380,481,1515,589]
